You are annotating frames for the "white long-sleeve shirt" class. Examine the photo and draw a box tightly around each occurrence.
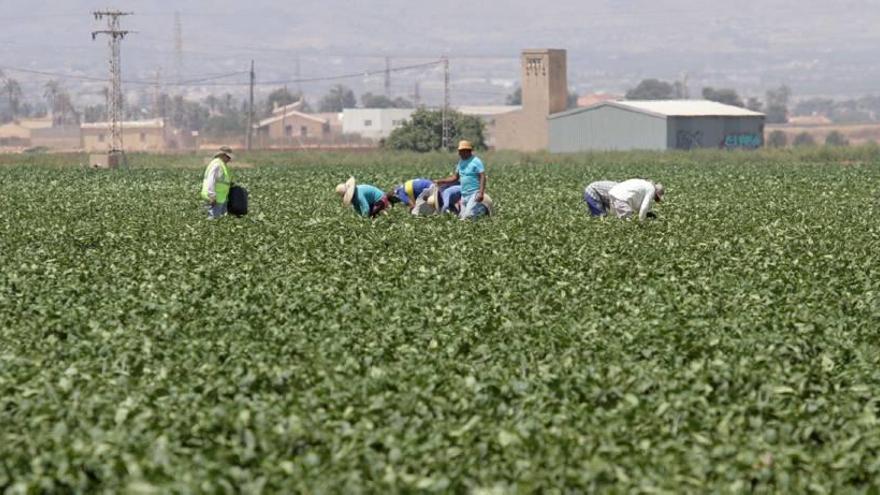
[201,158,226,201]
[609,179,656,221]
[585,180,618,207]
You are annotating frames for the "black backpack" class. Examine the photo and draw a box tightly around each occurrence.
[228,185,248,216]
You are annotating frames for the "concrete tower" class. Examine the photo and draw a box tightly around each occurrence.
[495,49,568,151]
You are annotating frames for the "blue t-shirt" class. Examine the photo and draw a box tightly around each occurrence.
[456,156,485,198]
[353,185,385,217]
[393,178,433,205]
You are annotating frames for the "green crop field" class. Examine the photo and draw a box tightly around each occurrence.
[2,148,880,493]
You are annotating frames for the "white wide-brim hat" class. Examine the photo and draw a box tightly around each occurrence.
[427,186,440,209]
[481,193,494,215]
[654,183,665,201]
[334,177,356,206]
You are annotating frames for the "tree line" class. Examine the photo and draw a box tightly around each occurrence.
[0,75,415,139]
[623,78,792,124]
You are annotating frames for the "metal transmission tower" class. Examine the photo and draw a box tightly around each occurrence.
[442,56,450,150]
[92,10,132,167]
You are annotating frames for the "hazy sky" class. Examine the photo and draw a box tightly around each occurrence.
[2,0,879,102]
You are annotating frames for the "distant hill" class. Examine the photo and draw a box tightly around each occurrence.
[2,0,879,103]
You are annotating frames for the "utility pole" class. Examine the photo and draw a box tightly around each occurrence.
[384,56,392,97]
[442,56,450,150]
[92,10,132,168]
[153,67,162,118]
[246,60,255,151]
[295,56,302,95]
[174,11,183,86]
[414,81,421,108]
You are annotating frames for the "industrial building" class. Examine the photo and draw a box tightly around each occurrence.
[342,108,414,141]
[548,100,766,153]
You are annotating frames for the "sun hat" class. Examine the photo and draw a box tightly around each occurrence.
[654,183,665,201]
[481,193,494,215]
[457,140,473,151]
[214,146,234,159]
[426,185,440,209]
[334,177,357,206]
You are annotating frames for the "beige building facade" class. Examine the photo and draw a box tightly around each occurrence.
[254,105,335,147]
[81,119,167,152]
[494,49,568,151]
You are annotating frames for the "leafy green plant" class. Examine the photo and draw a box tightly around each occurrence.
[1,147,880,492]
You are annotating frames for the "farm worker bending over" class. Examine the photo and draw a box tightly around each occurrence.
[608,179,665,221]
[434,140,493,219]
[583,180,618,217]
[430,184,463,216]
[389,178,434,212]
[200,146,234,220]
[335,177,391,218]
[410,183,464,216]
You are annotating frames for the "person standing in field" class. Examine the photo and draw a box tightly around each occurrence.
[434,140,492,219]
[583,180,618,217]
[335,177,391,218]
[200,146,234,220]
[388,178,434,212]
[608,179,665,221]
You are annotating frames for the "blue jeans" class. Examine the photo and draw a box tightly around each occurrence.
[206,202,227,219]
[460,193,489,220]
[441,185,462,214]
[584,191,606,217]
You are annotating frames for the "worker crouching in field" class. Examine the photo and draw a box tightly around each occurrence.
[584,180,618,217]
[608,179,665,221]
[335,177,391,218]
[388,178,434,213]
[407,183,463,216]
[200,146,234,220]
[427,184,463,216]
[434,140,492,219]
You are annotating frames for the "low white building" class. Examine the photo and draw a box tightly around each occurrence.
[342,108,414,141]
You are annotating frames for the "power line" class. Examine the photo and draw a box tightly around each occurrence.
[0,59,444,99]
[254,60,443,87]
[0,65,247,86]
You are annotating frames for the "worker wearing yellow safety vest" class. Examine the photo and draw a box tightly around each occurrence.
[200,146,234,219]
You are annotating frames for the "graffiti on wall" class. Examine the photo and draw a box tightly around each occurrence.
[676,130,703,150]
[722,133,762,149]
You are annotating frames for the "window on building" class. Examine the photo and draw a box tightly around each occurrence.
[392,120,403,126]
[140,132,146,143]
[364,120,373,127]
[285,125,293,136]
[300,126,308,137]
[98,134,105,143]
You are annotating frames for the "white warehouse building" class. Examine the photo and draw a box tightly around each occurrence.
[342,108,414,141]
[548,100,765,153]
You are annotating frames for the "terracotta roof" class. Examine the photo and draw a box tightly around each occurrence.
[256,109,327,128]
